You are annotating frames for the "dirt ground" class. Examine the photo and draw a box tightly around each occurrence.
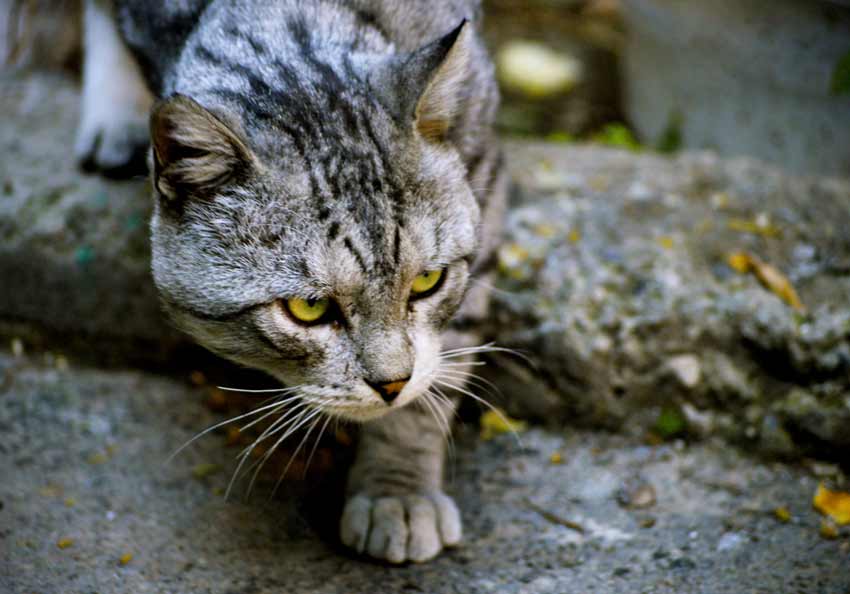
[1,352,847,594]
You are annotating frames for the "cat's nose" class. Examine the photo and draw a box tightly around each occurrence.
[366,377,410,404]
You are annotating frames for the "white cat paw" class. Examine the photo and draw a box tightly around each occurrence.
[75,108,150,178]
[340,491,462,563]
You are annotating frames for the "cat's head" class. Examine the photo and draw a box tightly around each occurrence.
[149,22,479,421]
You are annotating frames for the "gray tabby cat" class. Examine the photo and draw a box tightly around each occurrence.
[78,0,506,563]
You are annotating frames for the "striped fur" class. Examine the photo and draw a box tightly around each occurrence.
[87,0,506,563]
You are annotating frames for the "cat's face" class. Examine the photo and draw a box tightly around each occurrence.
[149,21,481,421]
[152,119,478,422]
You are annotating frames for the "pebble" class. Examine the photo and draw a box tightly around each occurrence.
[667,354,701,388]
[716,532,745,551]
[616,475,657,509]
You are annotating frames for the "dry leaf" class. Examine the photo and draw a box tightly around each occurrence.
[480,409,526,440]
[727,217,781,238]
[534,223,556,238]
[224,426,242,446]
[774,507,791,523]
[726,252,751,273]
[726,251,804,311]
[820,518,840,540]
[119,552,133,565]
[56,538,73,549]
[191,463,221,480]
[813,483,850,525]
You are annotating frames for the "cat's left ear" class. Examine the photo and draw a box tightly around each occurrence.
[150,94,256,203]
[370,20,473,142]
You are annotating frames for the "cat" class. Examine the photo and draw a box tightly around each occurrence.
[78,0,506,563]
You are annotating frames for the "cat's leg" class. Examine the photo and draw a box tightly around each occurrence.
[340,142,507,563]
[340,397,460,564]
[341,322,488,564]
[75,0,152,178]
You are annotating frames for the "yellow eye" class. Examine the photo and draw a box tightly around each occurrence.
[411,269,444,297]
[285,297,330,323]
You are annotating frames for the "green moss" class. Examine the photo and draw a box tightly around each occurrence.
[591,123,642,152]
[656,111,683,154]
[655,406,686,439]
[546,131,575,143]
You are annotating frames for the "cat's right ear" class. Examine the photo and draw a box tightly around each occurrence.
[150,94,255,203]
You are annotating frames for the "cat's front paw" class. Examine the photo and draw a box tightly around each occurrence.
[340,491,462,563]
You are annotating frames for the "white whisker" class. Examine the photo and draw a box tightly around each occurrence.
[440,343,536,367]
[217,385,301,394]
[433,378,523,446]
[227,403,314,499]
[422,390,454,460]
[246,406,323,498]
[438,369,503,400]
[165,393,302,464]
[301,414,332,478]
[271,409,325,498]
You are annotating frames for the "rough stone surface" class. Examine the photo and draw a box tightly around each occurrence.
[0,72,187,366]
[2,72,849,461]
[487,142,850,461]
[1,352,848,593]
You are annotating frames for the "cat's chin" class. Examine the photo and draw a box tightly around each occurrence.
[322,403,402,423]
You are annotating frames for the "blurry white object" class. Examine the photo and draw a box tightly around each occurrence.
[496,40,583,99]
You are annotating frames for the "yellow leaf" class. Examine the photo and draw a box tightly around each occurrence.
[549,452,564,464]
[814,484,850,525]
[57,538,73,549]
[480,409,526,440]
[568,229,581,243]
[191,463,221,479]
[774,507,791,523]
[725,251,804,311]
[820,518,839,540]
[727,217,781,238]
[533,224,556,238]
[657,236,674,250]
[119,552,133,565]
[726,252,751,273]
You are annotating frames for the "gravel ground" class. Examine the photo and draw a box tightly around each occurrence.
[1,352,847,594]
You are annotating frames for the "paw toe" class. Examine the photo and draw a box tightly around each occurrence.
[432,492,463,546]
[340,494,372,553]
[367,497,407,564]
[339,491,462,563]
[405,495,441,562]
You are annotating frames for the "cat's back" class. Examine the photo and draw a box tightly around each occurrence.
[117,0,486,95]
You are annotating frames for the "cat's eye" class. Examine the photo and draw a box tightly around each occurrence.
[285,297,331,324]
[410,269,444,299]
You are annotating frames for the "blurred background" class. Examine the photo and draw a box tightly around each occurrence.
[5,0,849,176]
